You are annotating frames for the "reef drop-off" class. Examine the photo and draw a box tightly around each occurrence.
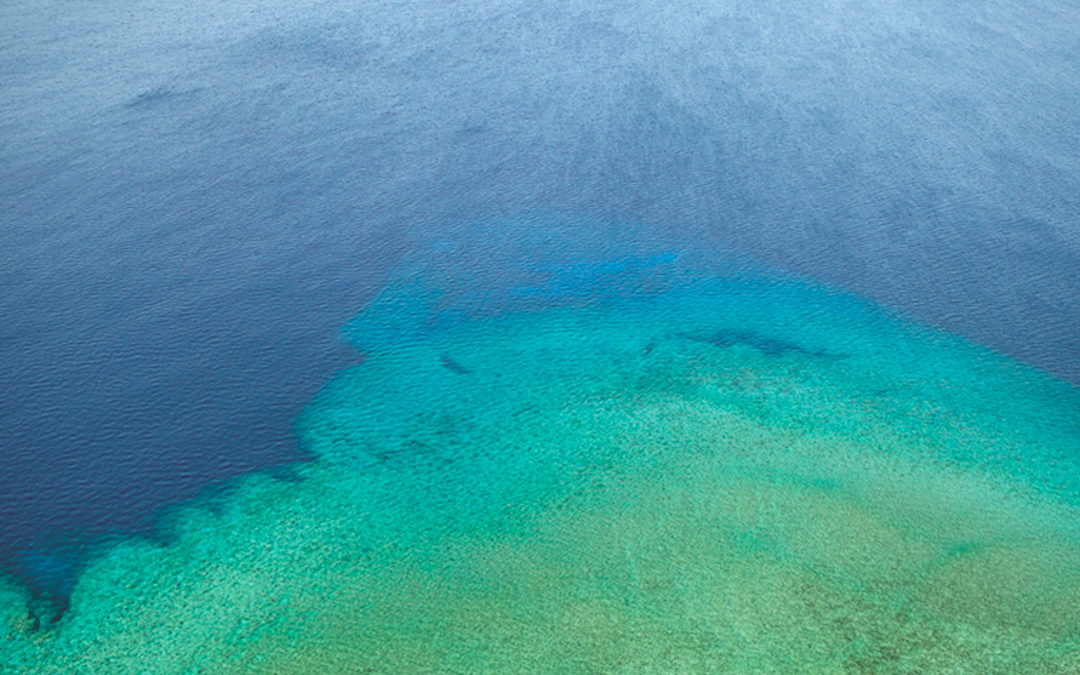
[3,251,1080,673]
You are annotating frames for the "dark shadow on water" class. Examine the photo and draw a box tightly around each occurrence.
[440,354,472,375]
[676,328,846,359]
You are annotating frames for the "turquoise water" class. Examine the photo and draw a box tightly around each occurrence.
[5,0,1080,623]
[3,250,1080,672]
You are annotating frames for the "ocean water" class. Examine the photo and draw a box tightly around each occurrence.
[2,0,1079,671]
[4,249,1080,671]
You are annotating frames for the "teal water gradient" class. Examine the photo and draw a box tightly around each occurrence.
[3,250,1079,672]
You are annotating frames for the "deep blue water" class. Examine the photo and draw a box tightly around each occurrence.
[2,0,1078,610]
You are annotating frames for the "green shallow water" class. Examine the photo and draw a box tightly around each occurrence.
[4,254,1080,673]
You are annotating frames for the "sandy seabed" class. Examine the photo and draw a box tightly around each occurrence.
[4,257,1080,673]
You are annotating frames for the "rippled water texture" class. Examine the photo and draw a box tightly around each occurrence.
[4,0,1080,624]
[4,0,1080,669]
[4,254,1079,672]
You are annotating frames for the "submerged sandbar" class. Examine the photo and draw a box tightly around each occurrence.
[4,254,1080,672]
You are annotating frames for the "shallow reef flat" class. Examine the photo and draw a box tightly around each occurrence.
[4,255,1080,673]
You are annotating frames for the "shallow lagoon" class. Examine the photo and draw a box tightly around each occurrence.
[3,0,1080,670]
[4,251,1079,672]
